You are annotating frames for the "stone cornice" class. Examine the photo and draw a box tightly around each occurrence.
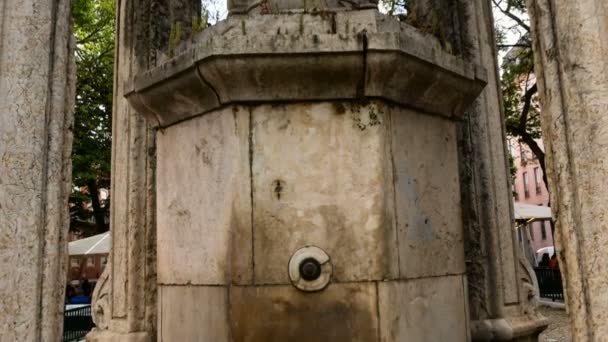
[126,10,487,127]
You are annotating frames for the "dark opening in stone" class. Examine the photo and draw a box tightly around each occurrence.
[299,258,322,281]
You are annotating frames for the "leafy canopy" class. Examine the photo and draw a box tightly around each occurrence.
[70,0,115,235]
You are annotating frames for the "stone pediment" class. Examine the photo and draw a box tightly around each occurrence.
[126,10,487,127]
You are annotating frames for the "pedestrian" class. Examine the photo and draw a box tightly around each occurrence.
[539,253,550,267]
[549,253,559,269]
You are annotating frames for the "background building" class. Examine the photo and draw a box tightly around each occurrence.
[508,138,554,263]
[67,232,110,285]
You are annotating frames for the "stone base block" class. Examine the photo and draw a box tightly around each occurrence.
[158,285,229,341]
[378,276,469,341]
[158,276,468,342]
[86,330,151,342]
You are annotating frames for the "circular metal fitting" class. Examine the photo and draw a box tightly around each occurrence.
[288,246,332,292]
[299,258,322,281]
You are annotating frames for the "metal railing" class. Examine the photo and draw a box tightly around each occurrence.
[534,267,564,301]
[63,305,95,341]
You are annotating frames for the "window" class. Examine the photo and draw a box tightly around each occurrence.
[534,167,542,194]
[100,256,107,269]
[512,182,519,200]
[87,257,95,267]
[541,220,547,240]
[71,258,79,268]
[520,143,528,165]
[523,172,530,198]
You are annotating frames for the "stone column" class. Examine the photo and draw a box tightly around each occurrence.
[406,1,550,339]
[86,0,199,341]
[0,0,75,340]
[126,5,488,340]
[528,0,608,340]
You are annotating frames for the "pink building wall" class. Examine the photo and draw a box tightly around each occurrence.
[508,138,554,260]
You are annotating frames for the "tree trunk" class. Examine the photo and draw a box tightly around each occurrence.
[87,179,107,234]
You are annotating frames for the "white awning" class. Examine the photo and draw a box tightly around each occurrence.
[513,202,552,221]
[68,232,110,256]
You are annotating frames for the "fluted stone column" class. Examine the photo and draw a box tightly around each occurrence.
[0,0,75,340]
[86,0,200,341]
[528,0,608,340]
[459,1,549,340]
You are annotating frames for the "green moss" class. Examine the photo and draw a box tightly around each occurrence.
[333,102,347,115]
[168,22,182,57]
[349,101,383,131]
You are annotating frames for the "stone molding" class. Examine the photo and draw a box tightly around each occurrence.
[126,11,487,127]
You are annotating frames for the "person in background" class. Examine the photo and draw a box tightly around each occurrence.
[69,293,91,304]
[549,253,559,269]
[81,277,91,297]
[69,277,92,304]
[539,253,551,267]
[65,284,76,304]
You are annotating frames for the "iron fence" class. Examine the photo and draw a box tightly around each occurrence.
[63,305,95,341]
[534,267,564,301]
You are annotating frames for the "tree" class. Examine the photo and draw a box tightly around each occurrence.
[493,0,548,189]
[70,0,115,235]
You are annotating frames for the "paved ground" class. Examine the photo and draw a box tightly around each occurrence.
[539,306,571,342]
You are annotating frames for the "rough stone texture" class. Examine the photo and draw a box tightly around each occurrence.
[528,0,608,340]
[0,0,75,340]
[156,106,252,285]
[391,108,464,279]
[457,0,520,319]
[158,285,229,341]
[251,102,397,284]
[230,283,379,341]
[378,275,468,341]
[437,0,550,339]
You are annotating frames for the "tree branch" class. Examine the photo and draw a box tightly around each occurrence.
[76,15,113,45]
[498,44,531,48]
[492,0,530,32]
[518,83,537,130]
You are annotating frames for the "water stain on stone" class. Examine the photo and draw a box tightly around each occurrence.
[230,285,378,342]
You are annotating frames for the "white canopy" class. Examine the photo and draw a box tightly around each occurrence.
[68,232,110,256]
[513,202,552,221]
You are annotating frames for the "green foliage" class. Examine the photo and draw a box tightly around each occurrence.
[71,0,115,234]
[501,46,541,140]
[493,1,542,142]
[378,0,451,50]
[381,0,409,16]
[493,0,550,194]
